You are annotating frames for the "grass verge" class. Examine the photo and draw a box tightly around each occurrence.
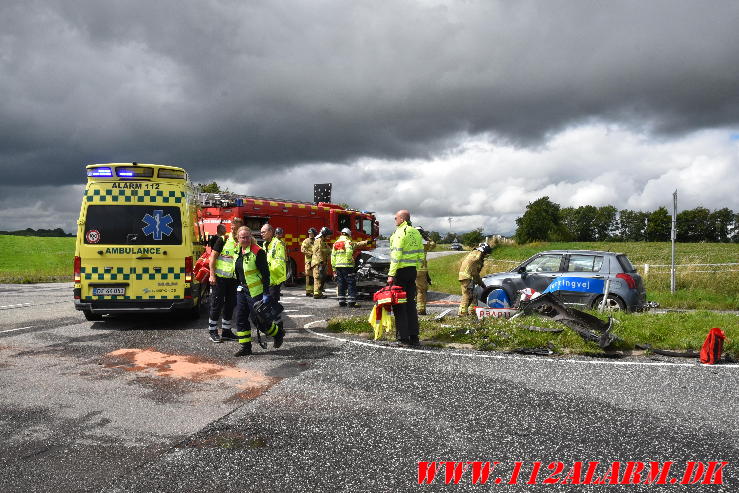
[327,311,738,359]
[0,235,75,283]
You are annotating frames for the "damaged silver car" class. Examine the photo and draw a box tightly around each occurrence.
[474,249,647,312]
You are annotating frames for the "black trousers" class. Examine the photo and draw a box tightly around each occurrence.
[208,276,237,323]
[393,267,418,340]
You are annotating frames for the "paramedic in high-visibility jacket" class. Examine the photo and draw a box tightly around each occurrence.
[261,223,287,333]
[207,217,243,343]
[233,226,284,357]
[331,227,370,307]
[387,210,424,345]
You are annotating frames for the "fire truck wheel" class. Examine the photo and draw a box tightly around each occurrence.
[83,310,103,321]
[285,258,297,287]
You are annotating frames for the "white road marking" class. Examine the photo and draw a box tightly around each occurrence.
[303,320,326,328]
[0,300,68,310]
[0,326,35,334]
[288,314,312,318]
[304,326,739,370]
[0,303,32,310]
[283,309,299,312]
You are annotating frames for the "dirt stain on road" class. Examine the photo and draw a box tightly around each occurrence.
[103,348,279,400]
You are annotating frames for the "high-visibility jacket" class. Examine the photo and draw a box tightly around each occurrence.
[214,235,238,278]
[240,243,265,297]
[312,236,331,265]
[331,236,371,269]
[301,237,315,269]
[266,237,287,285]
[331,234,355,268]
[388,221,424,276]
[458,249,485,285]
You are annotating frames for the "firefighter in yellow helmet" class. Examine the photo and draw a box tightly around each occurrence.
[458,242,492,316]
[301,227,317,296]
[311,227,332,298]
[414,227,436,315]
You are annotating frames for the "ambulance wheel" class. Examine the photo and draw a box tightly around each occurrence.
[592,294,625,311]
[285,258,297,286]
[83,310,103,321]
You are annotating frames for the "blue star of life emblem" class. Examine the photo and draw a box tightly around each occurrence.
[141,210,174,241]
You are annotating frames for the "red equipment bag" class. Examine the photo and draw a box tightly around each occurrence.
[699,327,726,365]
[372,284,408,306]
[193,251,210,283]
[390,285,407,304]
[373,285,394,306]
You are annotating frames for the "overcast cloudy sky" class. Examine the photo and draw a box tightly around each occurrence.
[1,0,738,235]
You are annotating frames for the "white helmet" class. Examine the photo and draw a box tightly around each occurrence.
[340,227,351,236]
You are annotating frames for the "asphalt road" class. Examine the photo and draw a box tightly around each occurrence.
[1,282,738,492]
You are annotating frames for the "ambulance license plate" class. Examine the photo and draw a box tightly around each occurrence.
[92,287,126,296]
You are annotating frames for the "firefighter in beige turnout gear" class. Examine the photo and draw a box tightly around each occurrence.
[301,228,317,296]
[458,243,492,316]
[311,227,332,298]
[414,227,435,315]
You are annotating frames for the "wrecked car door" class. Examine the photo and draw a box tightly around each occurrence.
[558,253,605,306]
[513,253,564,295]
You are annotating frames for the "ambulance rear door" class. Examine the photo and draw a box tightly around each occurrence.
[81,204,186,302]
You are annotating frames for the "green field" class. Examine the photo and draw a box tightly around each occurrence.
[0,235,76,283]
[428,241,739,310]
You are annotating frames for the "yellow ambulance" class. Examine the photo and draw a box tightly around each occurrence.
[74,163,206,320]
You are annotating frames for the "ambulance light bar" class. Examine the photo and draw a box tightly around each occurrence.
[158,169,186,179]
[116,166,154,178]
[87,167,113,177]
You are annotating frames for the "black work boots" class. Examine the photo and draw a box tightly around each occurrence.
[234,344,252,357]
[274,327,285,349]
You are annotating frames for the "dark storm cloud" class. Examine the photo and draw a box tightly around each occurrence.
[1,0,739,188]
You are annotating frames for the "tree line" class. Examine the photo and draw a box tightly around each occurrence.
[514,197,739,243]
[0,228,74,237]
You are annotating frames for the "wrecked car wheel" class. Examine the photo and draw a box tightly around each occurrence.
[593,295,626,312]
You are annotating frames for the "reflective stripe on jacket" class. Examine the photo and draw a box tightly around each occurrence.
[331,234,355,268]
[388,222,424,276]
[312,237,331,264]
[214,235,238,278]
[266,237,287,285]
[458,250,484,284]
[301,237,314,269]
[242,244,265,297]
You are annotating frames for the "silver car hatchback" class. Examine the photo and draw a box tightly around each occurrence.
[474,249,647,311]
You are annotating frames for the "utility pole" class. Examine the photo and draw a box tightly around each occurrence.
[671,190,677,293]
[448,217,453,238]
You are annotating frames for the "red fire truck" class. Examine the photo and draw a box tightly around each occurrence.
[198,193,379,283]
